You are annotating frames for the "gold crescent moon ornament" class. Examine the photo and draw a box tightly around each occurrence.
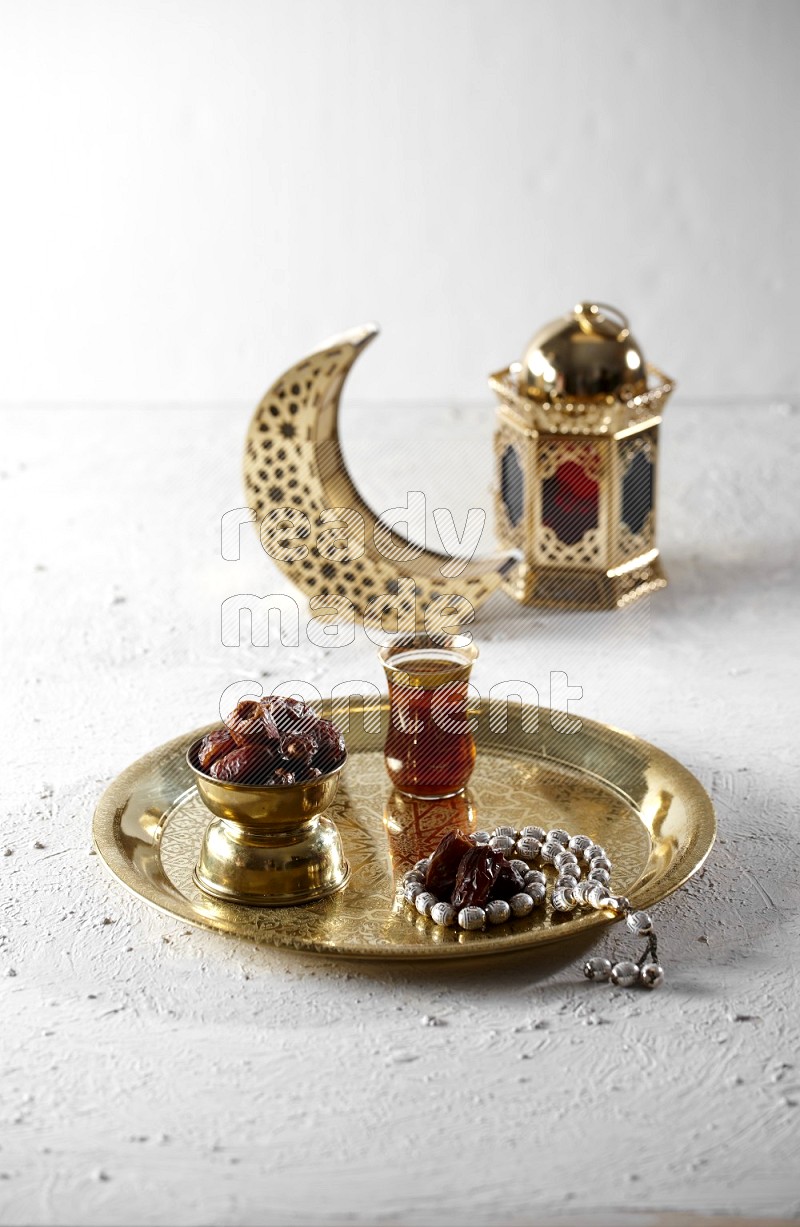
[243,324,519,632]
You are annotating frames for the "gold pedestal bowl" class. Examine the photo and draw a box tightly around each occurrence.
[186,743,350,906]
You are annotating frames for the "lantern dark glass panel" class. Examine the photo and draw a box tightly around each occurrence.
[542,460,599,545]
[621,452,653,536]
[501,445,524,528]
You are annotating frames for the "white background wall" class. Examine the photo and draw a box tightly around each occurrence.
[1,0,798,406]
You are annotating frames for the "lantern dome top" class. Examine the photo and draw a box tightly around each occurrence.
[521,302,648,402]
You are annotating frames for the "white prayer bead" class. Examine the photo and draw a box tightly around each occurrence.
[611,960,639,987]
[540,840,563,864]
[415,891,437,917]
[554,850,578,870]
[552,885,577,912]
[588,884,611,909]
[485,899,511,925]
[515,836,541,861]
[639,963,665,989]
[589,854,612,873]
[584,957,612,981]
[430,901,456,927]
[457,906,486,931]
[557,863,580,881]
[626,910,653,936]
[588,867,610,885]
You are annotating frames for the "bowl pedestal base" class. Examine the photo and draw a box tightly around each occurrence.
[193,814,350,907]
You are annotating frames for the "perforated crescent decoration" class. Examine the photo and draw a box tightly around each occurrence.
[243,323,519,629]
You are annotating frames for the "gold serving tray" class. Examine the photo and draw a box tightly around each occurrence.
[93,701,715,961]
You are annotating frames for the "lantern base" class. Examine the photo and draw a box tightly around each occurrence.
[504,557,667,611]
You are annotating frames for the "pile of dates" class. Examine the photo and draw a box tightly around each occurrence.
[428,830,526,905]
[405,829,538,930]
[193,697,346,786]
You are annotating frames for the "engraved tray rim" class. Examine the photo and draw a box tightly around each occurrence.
[92,700,716,961]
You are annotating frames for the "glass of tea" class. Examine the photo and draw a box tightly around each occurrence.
[379,632,479,799]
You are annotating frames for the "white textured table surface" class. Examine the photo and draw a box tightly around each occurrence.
[2,401,799,1226]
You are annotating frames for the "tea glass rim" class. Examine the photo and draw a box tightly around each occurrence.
[377,631,479,678]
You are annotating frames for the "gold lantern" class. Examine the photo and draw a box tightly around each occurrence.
[490,302,674,611]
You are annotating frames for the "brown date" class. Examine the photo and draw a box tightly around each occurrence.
[424,830,474,899]
[256,703,281,741]
[451,846,501,911]
[225,699,280,746]
[492,853,527,900]
[196,727,236,771]
[264,695,315,733]
[313,720,346,771]
[280,733,316,766]
[209,743,279,784]
[267,766,296,786]
[295,762,323,781]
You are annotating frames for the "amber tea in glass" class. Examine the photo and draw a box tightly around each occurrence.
[380,634,478,800]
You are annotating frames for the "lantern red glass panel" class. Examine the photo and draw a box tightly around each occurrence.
[542,460,600,545]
